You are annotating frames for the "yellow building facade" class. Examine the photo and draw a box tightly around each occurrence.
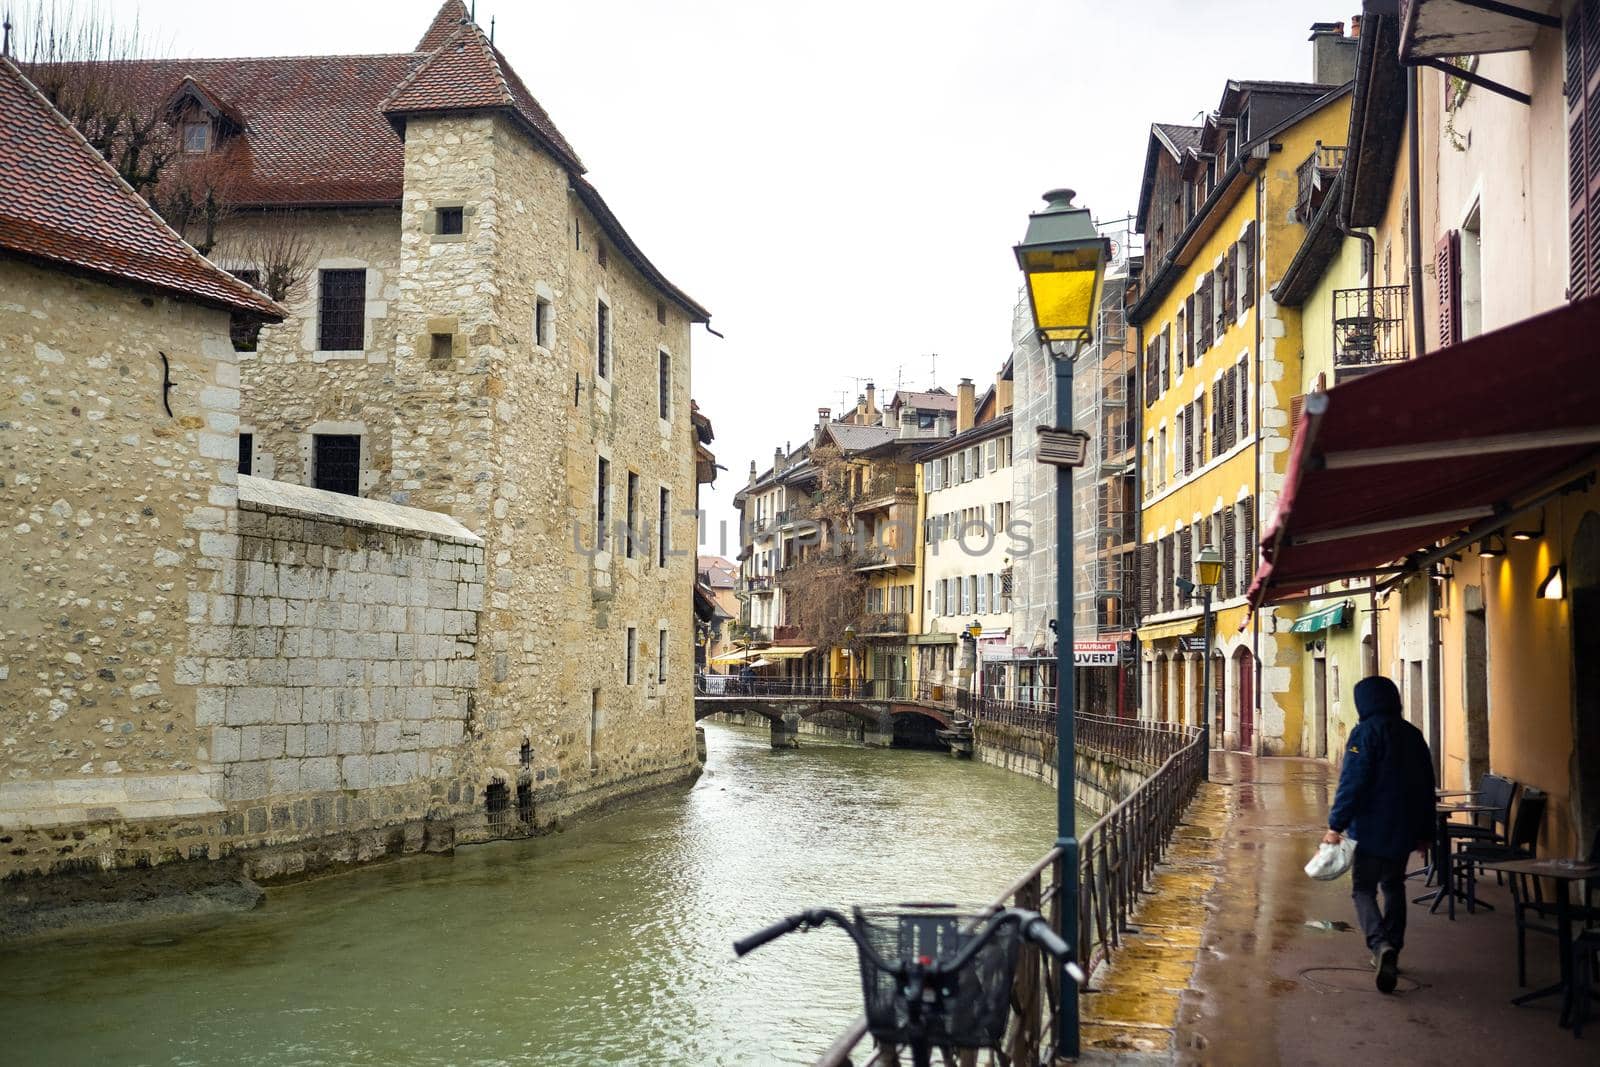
[1131,82,1351,755]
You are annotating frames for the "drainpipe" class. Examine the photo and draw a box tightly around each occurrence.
[1135,319,1145,720]
[1252,174,1265,755]
[1407,65,1442,776]
[1407,66,1427,359]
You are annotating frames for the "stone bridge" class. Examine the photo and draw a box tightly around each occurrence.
[692,693,952,748]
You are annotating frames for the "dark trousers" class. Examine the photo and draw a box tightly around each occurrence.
[1351,850,1408,955]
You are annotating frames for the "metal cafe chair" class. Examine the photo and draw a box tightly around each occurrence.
[1444,773,1517,849]
[1512,827,1600,988]
[1454,787,1546,914]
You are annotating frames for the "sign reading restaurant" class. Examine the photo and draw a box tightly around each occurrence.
[1073,641,1120,667]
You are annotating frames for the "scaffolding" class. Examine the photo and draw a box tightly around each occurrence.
[1010,218,1143,709]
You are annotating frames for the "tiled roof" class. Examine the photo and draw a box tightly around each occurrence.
[0,57,283,318]
[825,423,899,454]
[108,52,425,206]
[1153,123,1203,158]
[381,23,584,173]
[891,389,957,411]
[418,0,471,51]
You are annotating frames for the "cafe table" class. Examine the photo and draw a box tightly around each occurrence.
[1416,802,1502,919]
[1478,857,1600,1027]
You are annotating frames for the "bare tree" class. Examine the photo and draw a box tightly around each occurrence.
[777,443,872,655]
[215,212,314,349]
[14,1,173,193]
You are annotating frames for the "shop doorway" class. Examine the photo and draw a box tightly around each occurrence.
[1312,655,1328,759]
[1571,511,1600,849]
[1234,646,1255,751]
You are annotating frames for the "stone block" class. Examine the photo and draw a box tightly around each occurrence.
[337,723,365,754]
[341,754,371,790]
[300,757,338,793]
[227,687,277,726]
[305,724,333,757]
[212,726,242,763]
[259,725,287,760]
[268,757,300,795]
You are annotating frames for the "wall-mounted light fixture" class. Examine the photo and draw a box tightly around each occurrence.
[1537,563,1566,601]
[1510,510,1544,541]
[1478,533,1506,558]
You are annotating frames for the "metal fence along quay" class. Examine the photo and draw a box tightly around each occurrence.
[807,709,1205,1066]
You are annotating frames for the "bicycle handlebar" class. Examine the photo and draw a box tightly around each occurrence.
[733,906,1073,973]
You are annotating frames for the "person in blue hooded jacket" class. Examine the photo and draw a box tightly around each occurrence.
[1322,675,1435,993]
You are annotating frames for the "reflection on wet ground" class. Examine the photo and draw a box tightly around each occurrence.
[1176,753,1594,1066]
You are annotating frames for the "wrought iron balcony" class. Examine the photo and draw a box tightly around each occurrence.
[1333,285,1409,378]
[856,612,908,635]
[744,574,775,592]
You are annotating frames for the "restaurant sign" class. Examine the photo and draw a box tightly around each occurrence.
[1074,641,1121,667]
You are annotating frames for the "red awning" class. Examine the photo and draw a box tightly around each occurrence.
[1248,297,1600,606]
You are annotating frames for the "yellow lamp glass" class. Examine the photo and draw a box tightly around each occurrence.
[1021,247,1104,345]
[1196,546,1225,589]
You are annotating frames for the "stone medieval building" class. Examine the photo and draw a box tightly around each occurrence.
[0,1,710,915]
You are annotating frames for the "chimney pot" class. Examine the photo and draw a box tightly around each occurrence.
[1349,14,1361,38]
[956,379,977,433]
[865,382,877,415]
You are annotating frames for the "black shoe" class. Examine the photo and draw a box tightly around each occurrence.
[1375,944,1399,994]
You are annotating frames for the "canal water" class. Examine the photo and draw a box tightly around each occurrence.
[0,724,1061,1066]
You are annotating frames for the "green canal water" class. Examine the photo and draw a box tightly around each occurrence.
[0,724,1062,1066]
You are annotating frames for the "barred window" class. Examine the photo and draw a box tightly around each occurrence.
[318,269,365,351]
[312,434,360,496]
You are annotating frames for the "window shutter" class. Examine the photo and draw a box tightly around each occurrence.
[1198,283,1212,353]
[1183,405,1194,474]
[1184,294,1197,366]
[1222,506,1237,599]
[1211,381,1224,459]
[1288,392,1306,443]
[1163,325,1173,386]
[1138,543,1155,619]
[1241,221,1257,309]
[1567,0,1600,300]
[1241,496,1257,584]
[1222,366,1237,452]
[1215,268,1228,335]
[1436,229,1462,347]
[1225,244,1239,322]
[1238,360,1250,441]
[1179,526,1193,592]
[1161,536,1175,613]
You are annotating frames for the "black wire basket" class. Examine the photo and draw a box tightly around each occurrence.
[852,904,1022,1049]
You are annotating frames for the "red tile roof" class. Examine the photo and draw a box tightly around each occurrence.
[107,52,424,207]
[380,23,584,173]
[0,57,284,318]
[418,0,471,51]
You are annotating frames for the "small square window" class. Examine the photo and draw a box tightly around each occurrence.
[238,433,253,476]
[437,207,464,235]
[597,242,609,268]
[656,299,666,325]
[430,333,454,359]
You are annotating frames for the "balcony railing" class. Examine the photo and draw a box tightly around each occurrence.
[1333,284,1410,375]
[856,612,908,635]
[744,574,774,592]
[1294,142,1346,223]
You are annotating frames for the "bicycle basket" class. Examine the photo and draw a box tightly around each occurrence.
[852,905,1022,1049]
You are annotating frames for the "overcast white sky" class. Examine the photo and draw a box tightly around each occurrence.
[86,0,1350,552]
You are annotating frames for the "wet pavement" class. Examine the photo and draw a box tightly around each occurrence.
[1172,753,1595,1066]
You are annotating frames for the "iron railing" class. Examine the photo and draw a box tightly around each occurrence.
[1294,142,1346,222]
[814,717,1207,1066]
[1333,284,1410,371]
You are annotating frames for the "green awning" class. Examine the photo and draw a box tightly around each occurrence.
[1287,602,1349,633]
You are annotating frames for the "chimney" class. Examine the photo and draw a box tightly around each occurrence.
[815,408,831,446]
[884,405,898,432]
[818,407,831,423]
[1349,14,1361,38]
[956,378,976,433]
[855,393,867,421]
[747,460,757,485]
[864,382,877,416]
[1309,21,1357,85]
[773,446,785,474]
[995,371,1014,414]
[936,412,952,437]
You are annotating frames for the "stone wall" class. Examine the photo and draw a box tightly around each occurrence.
[0,260,241,848]
[971,722,1145,817]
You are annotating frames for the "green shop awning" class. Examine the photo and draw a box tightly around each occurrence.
[1286,602,1349,634]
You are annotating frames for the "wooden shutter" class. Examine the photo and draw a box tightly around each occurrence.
[1222,366,1237,452]
[1183,404,1194,474]
[1198,281,1212,352]
[1241,221,1257,310]
[1288,392,1305,443]
[1569,1,1596,300]
[1238,360,1250,441]
[1162,536,1175,613]
[1222,506,1238,599]
[1436,229,1462,347]
[1184,294,1197,366]
[1179,526,1193,592]
[1225,245,1239,322]
[1241,497,1257,584]
[1215,268,1228,334]
[1138,542,1156,619]
[1163,325,1173,388]
[1211,381,1223,459]
[1145,338,1157,399]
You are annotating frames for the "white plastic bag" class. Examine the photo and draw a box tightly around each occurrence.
[1304,837,1357,881]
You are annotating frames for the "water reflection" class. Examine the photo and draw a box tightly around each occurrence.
[0,724,1058,1066]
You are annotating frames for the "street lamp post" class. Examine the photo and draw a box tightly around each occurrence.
[1015,188,1108,1062]
[1194,546,1224,781]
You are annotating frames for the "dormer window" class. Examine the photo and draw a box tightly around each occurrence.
[182,120,211,154]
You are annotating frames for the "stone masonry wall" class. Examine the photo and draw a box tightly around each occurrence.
[0,260,241,845]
